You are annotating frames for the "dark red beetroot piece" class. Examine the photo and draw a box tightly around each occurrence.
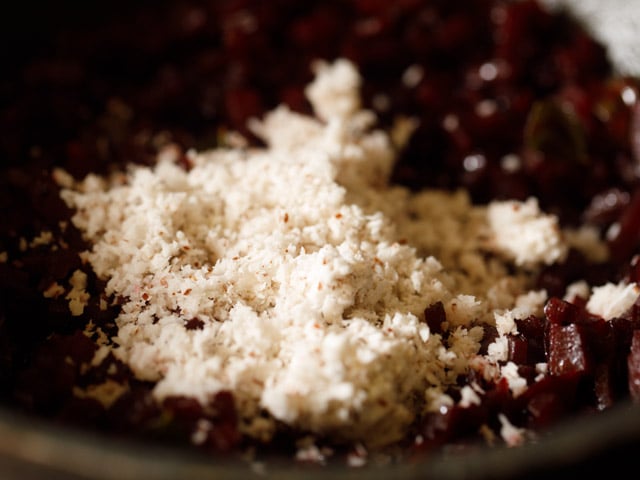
[629,331,640,401]
[414,288,640,454]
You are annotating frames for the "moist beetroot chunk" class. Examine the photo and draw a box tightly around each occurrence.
[544,297,584,325]
[424,301,447,335]
[513,315,546,364]
[547,323,590,377]
[523,375,578,428]
[628,330,640,401]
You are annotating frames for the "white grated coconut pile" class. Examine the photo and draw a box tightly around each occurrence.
[57,59,638,448]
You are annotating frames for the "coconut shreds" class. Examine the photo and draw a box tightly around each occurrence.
[58,59,638,449]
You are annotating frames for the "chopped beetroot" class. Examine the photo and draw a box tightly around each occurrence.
[516,365,538,385]
[526,391,572,429]
[608,188,640,263]
[200,391,241,454]
[483,377,519,420]
[514,315,546,364]
[478,324,499,356]
[547,323,590,377]
[184,317,205,330]
[628,330,640,401]
[415,377,524,455]
[163,396,205,422]
[154,393,241,454]
[417,409,460,451]
[580,316,613,357]
[508,335,529,364]
[593,363,616,410]
[521,374,579,428]
[584,187,631,226]
[543,297,583,325]
[537,249,614,303]
[625,255,640,285]
[632,100,640,165]
[107,384,162,434]
[611,316,640,352]
[417,404,484,452]
[628,301,640,324]
[526,392,566,428]
[536,250,614,299]
[424,301,447,335]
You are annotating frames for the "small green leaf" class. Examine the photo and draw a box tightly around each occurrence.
[523,99,588,164]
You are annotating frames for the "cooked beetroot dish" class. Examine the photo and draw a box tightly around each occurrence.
[2,0,640,468]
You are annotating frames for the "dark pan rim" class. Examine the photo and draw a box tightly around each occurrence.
[1,399,640,480]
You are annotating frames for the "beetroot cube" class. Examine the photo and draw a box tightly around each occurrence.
[508,335,529,365]
[628,330,640,401]
[544,297,582,325]
[547,323,590,377]
[424,301,447,335]
[593,364,615,410]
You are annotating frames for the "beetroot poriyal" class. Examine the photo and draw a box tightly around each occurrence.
[2,0,640,468]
